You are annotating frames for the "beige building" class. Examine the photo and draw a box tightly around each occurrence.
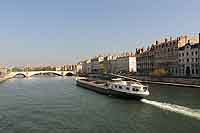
[112,56,136,74]
[76,62,83,74]
[91,56,104,74]
[136,35,200,76]
[63,64,76,71]
[77,52,136,75]
[82,59,92,74]
[0,66,8,78]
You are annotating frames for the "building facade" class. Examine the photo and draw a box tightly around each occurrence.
[136,35,199,76]
[136,47,154,75]
[112,56,136,74]
[76,62,83,74]
[76,53,137,75]
[178,42,200,77]
[63,64,76,71]
[0,66,8,78]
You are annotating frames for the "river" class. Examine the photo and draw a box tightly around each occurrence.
[0,77,199,133]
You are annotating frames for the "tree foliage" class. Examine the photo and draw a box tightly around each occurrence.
[151,69,168,77]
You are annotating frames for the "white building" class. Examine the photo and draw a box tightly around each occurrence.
[178,42,200,77]
[91,56,104,73]
[77,53,137,75]
[82,59,92,74]
[112,56,136,74]
[76,62,83,74]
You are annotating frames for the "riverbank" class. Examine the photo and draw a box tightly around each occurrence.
[0,76,12,83]
[132,75,200,88]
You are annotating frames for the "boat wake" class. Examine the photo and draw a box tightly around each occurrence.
[141,99,200,120]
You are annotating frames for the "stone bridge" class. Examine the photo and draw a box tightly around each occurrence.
[8,71,75,78]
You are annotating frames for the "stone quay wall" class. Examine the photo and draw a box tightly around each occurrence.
[132,76,200,86]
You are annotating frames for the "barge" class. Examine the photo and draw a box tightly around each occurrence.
[76,77,149,99]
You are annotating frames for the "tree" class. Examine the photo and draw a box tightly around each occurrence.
[11,67,23,72]
[151,69,168,77]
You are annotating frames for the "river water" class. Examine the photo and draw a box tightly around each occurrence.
[0,77,199,133]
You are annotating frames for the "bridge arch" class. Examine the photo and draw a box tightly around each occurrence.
[29,72,63,77]
[13,73,27,78]
[65,72,74,76]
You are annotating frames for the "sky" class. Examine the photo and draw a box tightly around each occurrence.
[0,0,200,66]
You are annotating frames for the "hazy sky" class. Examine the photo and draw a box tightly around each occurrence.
[0,0,200,66]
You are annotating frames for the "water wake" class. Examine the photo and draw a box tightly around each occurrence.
[141,99,200,120]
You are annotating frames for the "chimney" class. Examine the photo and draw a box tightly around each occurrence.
[141,48,144,52]
[170,37,172,41]
[156,40,158,45]
[165,38,168,43]
[185,36,187,44]
[199,32,200,44]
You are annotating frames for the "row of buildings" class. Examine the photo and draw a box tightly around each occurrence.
[136,34,200,77]
[76,52,137,75]
[77,33,200,78]
[22,64,77,72]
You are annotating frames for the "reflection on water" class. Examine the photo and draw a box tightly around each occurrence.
[31,73,61,77]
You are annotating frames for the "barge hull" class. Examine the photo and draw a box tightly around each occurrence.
[76,80,109,95]
[108,89,143,99]
[76,80,144,100]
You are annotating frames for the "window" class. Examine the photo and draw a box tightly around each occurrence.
[196,58,198,62]
[196,69,199,74]
[187,58,189,62]
[119,86,122,89]
[126,87,129,90]
[192,58,194,62]
[192,52,193,56]
[186,52,189,56]
[182,53,184,56]
[196,51,198,55]
[192,69,194,74]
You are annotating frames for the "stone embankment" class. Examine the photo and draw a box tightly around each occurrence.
[132,76,200,88]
